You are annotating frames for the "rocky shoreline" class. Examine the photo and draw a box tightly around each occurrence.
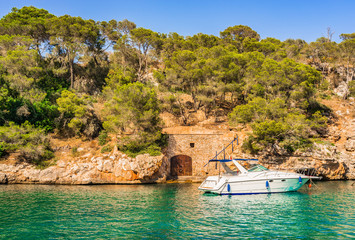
[0,149,169,185]
[0,140,354,185]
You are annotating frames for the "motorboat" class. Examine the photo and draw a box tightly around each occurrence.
[198,158,322,195]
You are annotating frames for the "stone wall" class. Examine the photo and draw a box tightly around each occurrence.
[165,129,237,177]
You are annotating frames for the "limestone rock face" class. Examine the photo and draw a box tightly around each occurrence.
[0,151,168,185]
[0,172,7,184]
[334,81,349,98]
[345,139,355,152]
[260,141,353,180]
[314,64,354,99]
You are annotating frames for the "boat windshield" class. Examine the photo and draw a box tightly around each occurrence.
[247,164,269,172]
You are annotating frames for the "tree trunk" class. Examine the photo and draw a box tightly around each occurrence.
[35,42,42,58]
[137,53,144,82]
[70,60,74,89]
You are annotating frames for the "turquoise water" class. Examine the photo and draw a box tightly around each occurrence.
[0,182,354,239]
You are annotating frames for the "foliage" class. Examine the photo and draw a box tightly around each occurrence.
[98,130,109,146]
[0,143,4,157]
[0,6,54,52]
[349,81,355,97]
[229,97,287,124]
[103,82,160,133]
[0,45,43,96]
[56,90,101,138]
[103,82,163,156]
[231,99,327,154]
[30,100,59,131]
[104,68,135,89]
[101,144,113,153]
[122,143,162,158]
[48,14,103,89]
[220,25,260,52]
[71,146,79,157]
[241,114,314,154]
[118,136,167,158]
[0,122,54,165]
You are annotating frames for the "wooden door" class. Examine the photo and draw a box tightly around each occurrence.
[171,155,192,176]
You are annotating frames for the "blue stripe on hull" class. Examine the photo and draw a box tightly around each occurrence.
[219,191,297,195]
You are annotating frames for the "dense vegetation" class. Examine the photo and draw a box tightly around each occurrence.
[0,6,354,163]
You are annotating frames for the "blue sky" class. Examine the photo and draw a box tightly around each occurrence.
[1,0,354,42]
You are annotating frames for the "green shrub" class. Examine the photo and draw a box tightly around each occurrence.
[56,90,101,138]
[120,143,162,158]
[251,119,287,144]
[71,147,79,157]
[0,143,5,157]
[349,80,355,97]
[233,102,327,154]
[229,97,287,125]
[31,100,59,131]
[19,144,54,166]
[145,144,163,156]
[101,145,113,153]
[0,85,59,131]
[98,130,109,146]
[118,134,167,158]
[0,122,54,165]
[103,82,161,136]
[103,82,164,157]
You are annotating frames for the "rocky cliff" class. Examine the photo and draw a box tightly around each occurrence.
[0,147,169,184]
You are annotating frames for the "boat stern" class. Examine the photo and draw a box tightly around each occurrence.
[198,176,221,193]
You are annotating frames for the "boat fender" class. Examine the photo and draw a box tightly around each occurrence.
[266,180,269,188]
[298,176,302,183]
[227,184,231,192]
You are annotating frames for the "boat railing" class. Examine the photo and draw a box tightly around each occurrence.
[272,167,319,177]
[211,136,239,162]
[296,168,319,177]
[203,136,239,169]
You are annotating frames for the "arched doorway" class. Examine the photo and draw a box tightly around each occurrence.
[170,155,192,176]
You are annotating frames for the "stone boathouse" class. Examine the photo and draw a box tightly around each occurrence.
[163,126,238,179]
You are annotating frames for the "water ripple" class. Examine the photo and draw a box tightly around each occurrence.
[0,181,354,239]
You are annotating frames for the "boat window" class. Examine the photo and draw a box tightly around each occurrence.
[281,179,286,182]
[247,164,269,172]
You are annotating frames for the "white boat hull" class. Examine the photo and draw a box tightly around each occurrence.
[221,178,307,195]
[199,171,318,195]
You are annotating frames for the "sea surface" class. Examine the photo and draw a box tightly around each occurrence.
[0,181,354,239]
